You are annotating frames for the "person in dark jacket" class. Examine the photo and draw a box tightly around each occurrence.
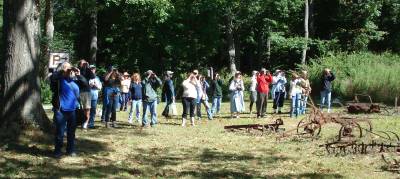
[142,70,162,127]
[76,59,95,129]
[161,71,175,118]
[211,73,223,115]
[50,62,80,158]
[320,68,336,113]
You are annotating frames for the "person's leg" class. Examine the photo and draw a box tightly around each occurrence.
[136,100,142,122]
[211,97,217,115]
[66,111,77,154]
[196,101,202,119]
[320,90,326,110]
[273,92,278,113]
[142,102,149,126]
[111,98,117,126]
[203,100,213,120]
[217,97,222,114]
[128,99,134,122]
[89,99,97,128]
[182,98,189,126]
[295,93,301,117]
[263,93,269,116]
[150,101,157,126]
[189,98,196,126]
[259,93,266,117]
[290,95,296,117]
[278,92,285,113]
[256,92,262,117]
[327,91,332,113]
[53,110,66,156]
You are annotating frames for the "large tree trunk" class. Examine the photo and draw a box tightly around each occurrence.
[301,0,309,64]
[89,7,97,64]
[227,15,237,76]
[309,0,315,37]
[40,0,54,78]
[1,0,51,139]
[266,26,271,65]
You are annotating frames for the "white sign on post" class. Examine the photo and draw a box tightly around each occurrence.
[49,52,69,69]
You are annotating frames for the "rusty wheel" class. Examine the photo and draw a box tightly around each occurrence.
[297,119,321,137]
[338,122,363,141]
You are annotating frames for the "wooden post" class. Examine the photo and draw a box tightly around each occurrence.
[395,97,398,113]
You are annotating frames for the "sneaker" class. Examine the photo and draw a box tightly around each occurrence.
[128,118,133,124]
[67,152,77,157]
[112,122,117,128]
[53,153,62,159]
[82,122,88,129]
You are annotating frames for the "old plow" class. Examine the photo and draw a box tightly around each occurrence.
[224,118,285,136]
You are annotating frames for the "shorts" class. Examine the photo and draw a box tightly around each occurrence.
[250,91,257,102]
[80,92,92,109]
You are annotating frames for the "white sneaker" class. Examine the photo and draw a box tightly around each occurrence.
[82,122,88,129]
[182,118,186,127]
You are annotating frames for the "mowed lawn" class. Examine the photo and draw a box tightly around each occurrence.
[1,101,400,178]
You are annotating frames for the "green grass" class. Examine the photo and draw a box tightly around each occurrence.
[0,102,399,178]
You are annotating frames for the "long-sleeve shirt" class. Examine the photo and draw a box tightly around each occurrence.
[130,82,143,100]
[162,79,175,100]
[211,79,223,97]
[89,76,102,100]
[256,74,273,94]
[272,75,287,93]
[142,76,162,102]
[121,79,131,93]
[321,73,336,92]
[250,76,257,92]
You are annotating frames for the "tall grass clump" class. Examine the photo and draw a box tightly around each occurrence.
[301,52,400,104]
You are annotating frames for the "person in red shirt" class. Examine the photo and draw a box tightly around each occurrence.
[256,68,273,118]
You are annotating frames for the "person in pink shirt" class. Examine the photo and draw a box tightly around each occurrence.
[256,68,273,118]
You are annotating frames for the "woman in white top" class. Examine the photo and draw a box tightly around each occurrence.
[181,72,199,126]
[120,72,131,111]
[289,73,302,118]
[272,70,287,114]
[229,71,245,118]
[249,71,258,114]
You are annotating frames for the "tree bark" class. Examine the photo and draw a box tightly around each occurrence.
[89,7,97,64]
[301,0,309,64]
[1,0,51,139]
[227,15,237,76]
[266,26,271,65]
[40,0,54,78]
[309,0,315,37]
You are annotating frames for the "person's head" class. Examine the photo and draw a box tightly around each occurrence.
[79,59,89,69]
[199,75,205,81]
[252,70,258,76]
[323,68,331,75]
[123,72,130,79]
[260,68,267,75]
[214,73,220,79]
[165,71,174,79]
[301,70,308,79]
[145,70,154,78]
[131,73,141,83]
[193,70,199,77]
[90,65,96,74]
[292,73,299,79]
[235,71,242,79]
[59,62,77,78]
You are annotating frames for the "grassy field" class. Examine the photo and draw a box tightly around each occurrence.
[0,102,399,178]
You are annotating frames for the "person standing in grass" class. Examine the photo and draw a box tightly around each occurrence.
[320,68,335,113]
[128,73,142,123]
[181,72,199,126]
[76,60,95,129]
[229,71,245,118]
[272,70,287,114]
[289,73,302,118]
[104,70,122,128]
[256,68,273,118]
[120,72,131,111]
[161,71,175,118]
[211,73,223,115]
[50,62,79,158]
[88,65,102,129]
[141,70,162,127]
[249,70,258,115]
[300,70,311,114]
[196,75,213,120]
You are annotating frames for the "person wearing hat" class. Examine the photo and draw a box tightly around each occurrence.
[162,71,176,118]
[272,70,287,114]
[256,68,273,118]
[229,71,245,118]
[120,72,131,111]
[249,70,258,115]
[88,65,102,128]
[141,70,162,127]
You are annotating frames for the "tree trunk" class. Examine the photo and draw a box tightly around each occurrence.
[309,0,315,37]
[40,0,54,78]
[1,0,51,139]
[256,30,263,68]
[301,0,309,64]
[227,15,237,76]
[266,26,271,65]
[89,7,97,64]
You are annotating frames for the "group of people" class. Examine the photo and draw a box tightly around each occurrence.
[49,59,335,158]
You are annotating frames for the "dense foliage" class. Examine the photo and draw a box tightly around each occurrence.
[302,52,400,104]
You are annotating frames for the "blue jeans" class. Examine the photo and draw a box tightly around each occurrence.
[129,99,142,122]
[105,97,118,122]
[197,99,213,120]
[53,109,76,155]
[89,99,98,127]
[211,96,222,115]
[291,93,301,118]
[142,101,157,126]
[120,93,130,110]
[300,95,308,115]
[320,90,332,112]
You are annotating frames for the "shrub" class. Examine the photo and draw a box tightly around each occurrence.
[41,80,52,104]
[301,52,400,104]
